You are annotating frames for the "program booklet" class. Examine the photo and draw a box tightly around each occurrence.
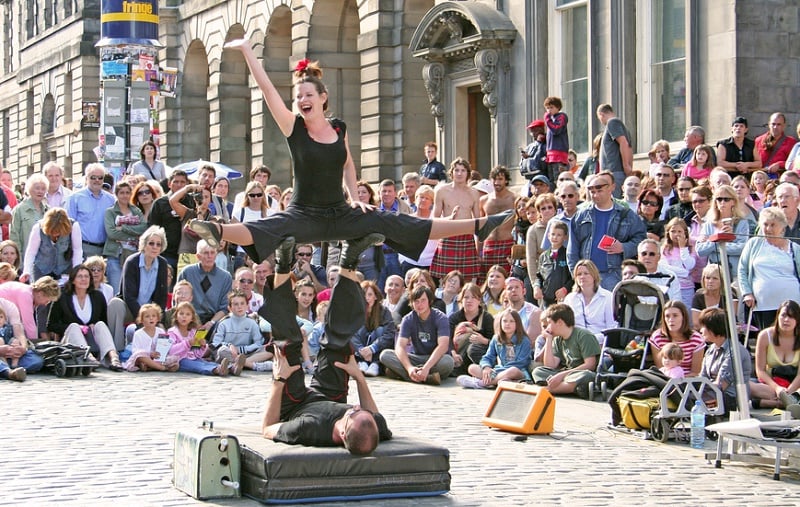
[191,328,208,348]
[155,334,172,363]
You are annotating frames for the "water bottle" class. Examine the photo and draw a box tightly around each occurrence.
[690,400,705,449]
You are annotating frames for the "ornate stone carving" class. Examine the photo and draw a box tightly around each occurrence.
[475,49,498,118]
[439,12,463,44]
[423,62,445,130]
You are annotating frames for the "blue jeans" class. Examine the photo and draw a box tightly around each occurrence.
[0,359,8,377]
[378,252,401,291]
[106,256,122,294]
[179,358,218,375]
[19,350,44,373]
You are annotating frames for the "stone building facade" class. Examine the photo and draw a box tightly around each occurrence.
[1,0,797,189]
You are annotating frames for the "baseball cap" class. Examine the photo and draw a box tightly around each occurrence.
[472,179,493,194]
[527,119,545,130]
[531,175,551,187]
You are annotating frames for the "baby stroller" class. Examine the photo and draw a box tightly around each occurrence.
[588,276,669,401]
[35,341,100,377]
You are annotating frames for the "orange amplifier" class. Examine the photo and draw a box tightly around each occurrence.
[482,381,555,435]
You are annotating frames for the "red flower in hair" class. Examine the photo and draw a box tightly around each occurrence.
[295,59,310,73]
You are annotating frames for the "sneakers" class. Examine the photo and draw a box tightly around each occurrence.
[7,367,26,382]
[358,361,369,373]
[230,354,246,376]
[188,219,222,248]
[457,375,487,389]
[275,236,296,274]
[779,390,800,408]
[253,360,273,372]
[425,372,441,386]
[340,233,385,270]
[215,357,230,377]
[365,362,380,377]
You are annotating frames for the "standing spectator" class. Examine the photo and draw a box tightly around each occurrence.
[170,182,217,275]
[755,112,796,177]
[533,220,573,308]
[353,180,383,281]
[525,193,558,278]
[669,126,709,169]
[65,163,115,259]
[211,177,234,223]
[148,170,191,277]
[131,180,161,223]
[519,120,547,180]
[430,158,482,283]
[376,179,410,288]
[577,134,602,182]
[596,104,633,195]
[21,208,82,284]
[419,142,447,186]
[128,140,166,181]
[380,286,454,385]
[716,116,761,180]
[10,174,48,258]
[567,172,646,290]
[0,169,16,241]
[480,166,515,276]
[231,181,270,270]
[543,96,570,182]
[401,172,420,212]
[103,181,148,293]
[43,161,72,209]
[398,185,437,276]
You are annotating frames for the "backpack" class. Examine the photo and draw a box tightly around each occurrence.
[618,395,660,430]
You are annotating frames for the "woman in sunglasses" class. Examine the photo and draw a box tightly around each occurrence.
[636,188,665,241]
[131,180,162,223]
[695,184,749,280]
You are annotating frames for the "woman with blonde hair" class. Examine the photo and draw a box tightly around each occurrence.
[21,207,82,283]
[695,184,749,279]
[563,259,616,345]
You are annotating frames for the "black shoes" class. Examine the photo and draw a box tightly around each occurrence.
[340,233,385,270]
[275,237,296,274]
[189,219,222,248]
[475,209,514,242]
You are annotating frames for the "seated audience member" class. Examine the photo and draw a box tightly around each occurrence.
[435,269,464,316]
[563,260,616,345]
[648,301,705,377]
[697,307,752,414]
[167,301,230,376]
[503,275,542,341]
[457,308,532,389]
[695,185,748,279]
[46,265,123,371]
[291,242,327,293]
[635,238,681,303]
[351,280,397,377]
[176,240,232,328]
[0,240,21,277]
[315,265,341,303]
[163,280,193,330]
[382,274,405,314]
[211,290,263,376]
[391,269,446,324]
[636,188,665,240]
[252,258,274,296]
[691,263,734,330]
[449,282,495,374]
[380,286,454,385]
[21,207,82,284]
[233,265,264,312]
[532,303,601,399]
[749,300,800,409]
[481,264,508,316]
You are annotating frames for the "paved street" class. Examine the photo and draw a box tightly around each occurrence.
[2,369,799,506]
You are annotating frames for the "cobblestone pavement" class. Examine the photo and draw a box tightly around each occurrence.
[2,369,799,506]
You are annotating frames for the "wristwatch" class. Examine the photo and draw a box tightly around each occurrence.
[273,376,288,383]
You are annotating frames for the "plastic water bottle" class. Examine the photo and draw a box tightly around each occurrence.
[690,400,705,449]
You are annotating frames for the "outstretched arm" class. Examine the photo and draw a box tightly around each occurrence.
[262,347,301,439]
[225,39,295,137]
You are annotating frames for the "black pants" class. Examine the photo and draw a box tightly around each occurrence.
[260,276,365,419]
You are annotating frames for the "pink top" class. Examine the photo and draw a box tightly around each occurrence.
[0,282,37,341]
[167,326,208,360]
[649,329,705,376]
[681,162,712,181]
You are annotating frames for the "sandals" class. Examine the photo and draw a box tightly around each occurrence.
[188,219,223,248]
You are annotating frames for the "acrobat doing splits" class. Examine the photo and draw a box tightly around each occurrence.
[188,38,512,270]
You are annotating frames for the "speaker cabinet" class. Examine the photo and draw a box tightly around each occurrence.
[482,381,555,435]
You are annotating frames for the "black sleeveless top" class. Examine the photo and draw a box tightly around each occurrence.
[287,115,348,207]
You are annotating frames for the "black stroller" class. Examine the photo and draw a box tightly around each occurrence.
[588,276,670,401]
[35,341,100,377]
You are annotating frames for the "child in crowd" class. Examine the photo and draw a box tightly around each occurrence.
[681,144,715,182]
[543,96,569,183]
[0,307,19,368]
[295,279,317,373]
[124,303,179,372]
[211,290,263,376]
[661,218,698,310]
[162,280,194,330]
[457,308,532,389]
[659,342,685,379]
[167,301,228,376]
[308,300,329,361]
[533,220,573,308]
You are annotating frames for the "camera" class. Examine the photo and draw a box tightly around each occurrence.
[190,192,204,205]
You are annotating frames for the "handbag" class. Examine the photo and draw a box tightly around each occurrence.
[771,364,798,384]
[510,244,526,261]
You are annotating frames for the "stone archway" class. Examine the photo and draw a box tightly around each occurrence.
[409,1,516,169]
[219,25,251,173]
[180,40,210,162]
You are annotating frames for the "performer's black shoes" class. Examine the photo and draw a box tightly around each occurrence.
[340,233,385,270]
[188,219,222,248]
[275,236,296,274]
[475,209,514,242]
